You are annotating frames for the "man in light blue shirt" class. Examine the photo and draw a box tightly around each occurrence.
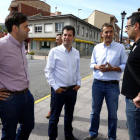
[45,25,81,140]
[84,23,127,140]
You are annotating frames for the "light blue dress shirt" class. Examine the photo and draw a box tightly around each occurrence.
[90,41,127,81]
[45,44,81,91]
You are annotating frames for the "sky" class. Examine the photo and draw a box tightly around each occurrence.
[0,0,140,37]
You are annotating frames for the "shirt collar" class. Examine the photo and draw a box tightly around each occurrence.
[61,44,73,52]
[133,38,140,47]
[102,40,114,48]
[7,33,24,48]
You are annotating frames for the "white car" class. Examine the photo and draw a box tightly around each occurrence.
[126,50,131,56]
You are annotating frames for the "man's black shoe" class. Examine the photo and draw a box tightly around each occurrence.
[65,135,78,140]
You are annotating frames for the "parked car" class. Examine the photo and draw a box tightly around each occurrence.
[126,50,131,56]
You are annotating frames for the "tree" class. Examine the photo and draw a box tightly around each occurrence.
[0,25,7,33]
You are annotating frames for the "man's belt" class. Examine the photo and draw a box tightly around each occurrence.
[95,79,119,84]
[60,85,76,90]
[3,88,28,95]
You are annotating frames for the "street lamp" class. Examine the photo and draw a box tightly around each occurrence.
[78,9,81,17]
[120,11,127,44]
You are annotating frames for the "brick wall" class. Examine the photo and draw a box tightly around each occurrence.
[15,0,50,12]
[20,3,50,16]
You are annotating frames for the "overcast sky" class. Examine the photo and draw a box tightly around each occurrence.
[0,0,139,36]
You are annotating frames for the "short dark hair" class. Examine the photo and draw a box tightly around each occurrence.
[127,12,140,30]
[101,23,114,32]
[56,33,62,36]
[62,25,75,36]
[5,11,28,33]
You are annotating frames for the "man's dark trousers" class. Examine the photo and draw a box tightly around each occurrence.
[0,90,34,140]
[48,88,77,140]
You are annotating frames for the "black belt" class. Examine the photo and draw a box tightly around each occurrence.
[95,79,119,84]
[3,88,28,95]
[60,85,76,90]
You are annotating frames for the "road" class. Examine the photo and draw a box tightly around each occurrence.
[28,57,92,101]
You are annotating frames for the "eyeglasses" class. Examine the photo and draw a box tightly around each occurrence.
[125,24,134,29]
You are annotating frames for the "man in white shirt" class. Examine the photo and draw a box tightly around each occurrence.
[45,25,81,140]
[46,34,62,119]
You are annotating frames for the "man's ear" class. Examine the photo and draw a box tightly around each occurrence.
[135,22,140,31]
[12,25,18,33]
[100,32,103,37]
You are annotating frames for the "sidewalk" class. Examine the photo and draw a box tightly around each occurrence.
[0,75,128,140]
[28,76,128,140]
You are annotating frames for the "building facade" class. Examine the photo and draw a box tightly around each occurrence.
[9,0,50,16]
[85,10,120,42]
[28,14,101,56]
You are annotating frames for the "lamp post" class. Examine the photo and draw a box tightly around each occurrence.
[78,9,81,17]
[120,11,127,44]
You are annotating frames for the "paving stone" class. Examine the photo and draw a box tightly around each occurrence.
[0,76,129,140]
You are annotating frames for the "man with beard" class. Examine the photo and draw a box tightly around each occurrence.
[121,11,140,140]
[0,11,34,139]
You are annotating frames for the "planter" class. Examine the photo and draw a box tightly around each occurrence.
[26,54,34,60]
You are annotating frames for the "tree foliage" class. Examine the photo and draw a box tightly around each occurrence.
[0,25,7,33]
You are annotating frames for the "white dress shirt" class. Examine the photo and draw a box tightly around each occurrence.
[45,44,81,91]
[90,41,127,81]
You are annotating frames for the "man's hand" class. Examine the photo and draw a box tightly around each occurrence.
[73,85,80,91]
[55,88,66,94]
[99,62,121,72]
[133,92,140,108]
[0,89,10,100]
[99,62,113,72]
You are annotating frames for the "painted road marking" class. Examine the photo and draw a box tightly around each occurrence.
[35,74,93,104]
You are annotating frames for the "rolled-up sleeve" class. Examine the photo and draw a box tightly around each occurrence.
[90,49,97,72]
[119,46,128,72]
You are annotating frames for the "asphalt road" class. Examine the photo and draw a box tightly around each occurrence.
[28,57,92,101]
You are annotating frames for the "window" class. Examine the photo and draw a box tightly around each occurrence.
[86,29,88,37]
[55,23,64,32]
[94,32,96,39]
[31,40,37,49]
[41,41,50,49]
[82,27,84,36]
[28,25,32,33]
[35,25,42,33]
[90,30,92,38]
[76,43,80,51]
[77,25,79,35]
[45,24,53,32]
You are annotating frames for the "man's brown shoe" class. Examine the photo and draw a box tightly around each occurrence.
[46,111,51,119]
[84,135,97,140]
